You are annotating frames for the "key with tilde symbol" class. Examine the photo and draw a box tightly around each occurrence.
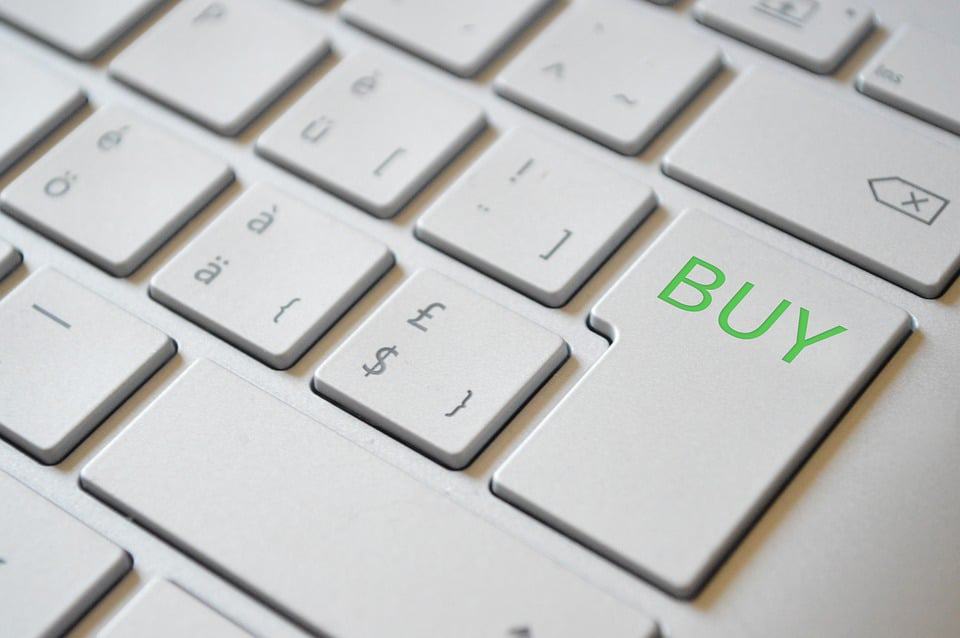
[314,270,567,468]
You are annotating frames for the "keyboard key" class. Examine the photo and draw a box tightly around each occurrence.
[417,130,656,306]
[0,239,21,281]
[0,51,85,174]
[1,106,233,277]
[82,360,657,637]
[340,0,551,77]
[694,0,874,73]
[494,210,911,597]
[0,470,130,638]
[0,0,162,60]
[664,68,960,298]
[257,50,485,217]
[151,184,393,369]
[857,25,960,136]
[110,0,329,135]
[315,270,566,468]
[0,269,175,464]
[100,580,251,638]
[494,1,721,154]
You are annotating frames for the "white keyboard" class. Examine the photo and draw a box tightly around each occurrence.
[0,1,958,637]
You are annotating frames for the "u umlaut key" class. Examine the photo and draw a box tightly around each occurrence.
[257,50,485,218]
[494,210,911,598]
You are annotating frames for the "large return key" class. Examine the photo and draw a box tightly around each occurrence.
[494,210,911,598]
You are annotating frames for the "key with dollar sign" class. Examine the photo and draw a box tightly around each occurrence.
[362,345,398,376]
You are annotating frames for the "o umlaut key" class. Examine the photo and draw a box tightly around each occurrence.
[0,105,233,277]
[494,210,911,597]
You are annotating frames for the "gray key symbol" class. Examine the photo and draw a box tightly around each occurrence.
[44,172,76,197]
[407,302,446,332]
[194,3,226,23]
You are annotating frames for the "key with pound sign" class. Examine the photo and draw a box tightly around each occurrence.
[315,271,566,469]
[362,345,398,376]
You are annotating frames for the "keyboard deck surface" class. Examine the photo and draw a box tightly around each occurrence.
[0,1,958,637]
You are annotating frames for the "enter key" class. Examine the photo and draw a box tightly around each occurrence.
[493,209,912,598]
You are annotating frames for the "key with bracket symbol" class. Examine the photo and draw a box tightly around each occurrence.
[417,130,655,306]
[257,50,485,218]
[315,270,567,469]
[444,390,473,417]
[150,184,392,370]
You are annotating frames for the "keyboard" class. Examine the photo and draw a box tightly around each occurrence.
[0,0,958,636]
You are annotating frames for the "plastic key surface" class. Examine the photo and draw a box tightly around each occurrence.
[110,0,329,135]
[99,580,252,638]
[340,0,551,77]
[0,238,21,281]
[664,68,960,298]
[257,50,485,218]
[0,106,233,277]
[0,0,163,59]
[0,269,175,463]
[0,51,85,174]
[314,269,568,467]
[151,184,393,369]
[81,359,657,638]
[694,0,874,73]
[0,470,130,638]
[417,129,656,306]
[494,210,911,597]
[495,0,721,154]
[858,25,960,136]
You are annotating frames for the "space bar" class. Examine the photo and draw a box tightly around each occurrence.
[80,360,655,638]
